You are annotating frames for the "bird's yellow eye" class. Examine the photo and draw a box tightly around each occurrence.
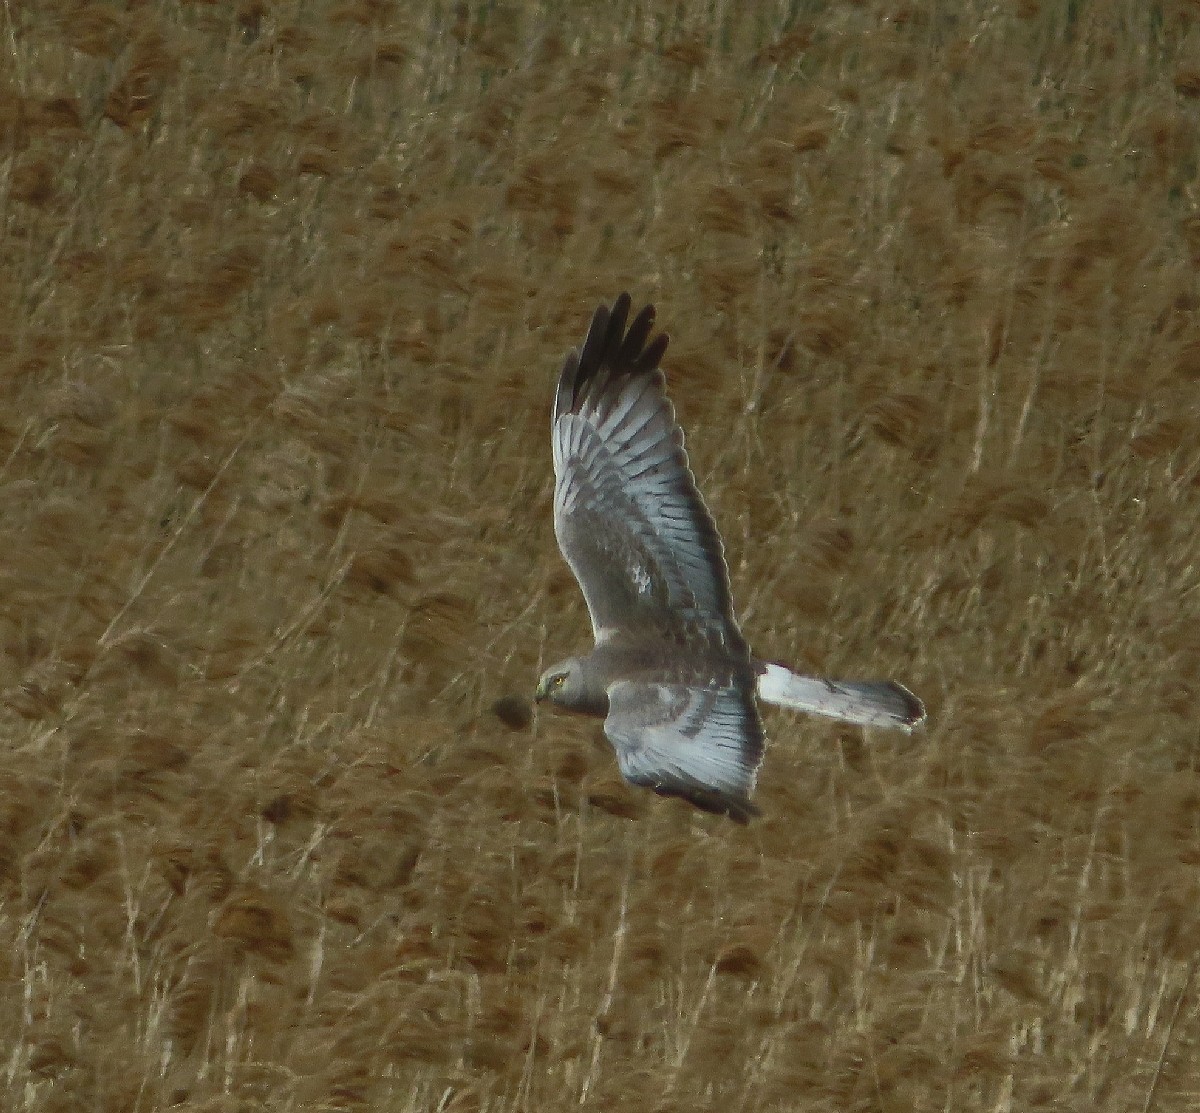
[552,674,566,689]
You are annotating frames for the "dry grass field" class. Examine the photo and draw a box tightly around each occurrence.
[3,0,1200,1109]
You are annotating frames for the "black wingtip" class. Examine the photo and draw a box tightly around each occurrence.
[891,682,927,728]
[554,292,674,434]
[575,293,669,385]
[578,302,612,375]
[652,783,761,825]
[617,302,655,367]
[721,796,761,825]
[605,292,632,353]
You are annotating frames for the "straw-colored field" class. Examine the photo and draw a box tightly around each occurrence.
[3,1,1200,1109]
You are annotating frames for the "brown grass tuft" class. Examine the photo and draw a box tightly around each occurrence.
[98,629,182,687]
[399,591,473,672]
[11,150,57,207]
[65,3,128,59]
[1030,691,1103,752]
[861,391,933,448]
[712,941,766,979]
[237,162,280,202]
[803,520,856,573]
[176,243,263,330]
[586,777,646,820]
[754,28,813,68]
[1129,417,1189,458]
[344,544,418,596]
[104,25,179,129]
[1174,66,1200,97]
[213,887,296,963]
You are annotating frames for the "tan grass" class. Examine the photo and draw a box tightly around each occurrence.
[2,0,1200,1110]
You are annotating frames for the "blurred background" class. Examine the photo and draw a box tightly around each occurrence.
[2,1,1199,1109]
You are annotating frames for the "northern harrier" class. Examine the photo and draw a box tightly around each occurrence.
[535,294,924,823]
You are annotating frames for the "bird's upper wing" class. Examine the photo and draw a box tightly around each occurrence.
[603,680,764,824]
[552,293,745,651]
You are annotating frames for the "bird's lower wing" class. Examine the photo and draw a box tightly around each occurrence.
[603,680,764,823]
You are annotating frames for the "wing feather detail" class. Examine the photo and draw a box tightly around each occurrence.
[604,681,764,824]
[551,293,745,651]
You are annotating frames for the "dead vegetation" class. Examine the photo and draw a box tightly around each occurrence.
[1,0,1199,1109]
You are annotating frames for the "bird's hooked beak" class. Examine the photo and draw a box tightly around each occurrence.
[534,677,547,703]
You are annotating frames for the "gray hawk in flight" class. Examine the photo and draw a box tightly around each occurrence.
[536,294,924,823]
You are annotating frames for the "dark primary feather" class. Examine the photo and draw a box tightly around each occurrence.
[551,293,746,654]
[555,295,670,426]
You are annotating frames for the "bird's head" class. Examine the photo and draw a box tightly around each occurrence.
[535,657,586,710]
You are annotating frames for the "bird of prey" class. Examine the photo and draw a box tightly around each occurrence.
[535,294,924,823]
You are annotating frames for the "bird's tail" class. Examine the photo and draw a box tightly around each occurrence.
[755,662,925,732]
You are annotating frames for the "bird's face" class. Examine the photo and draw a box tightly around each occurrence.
[535,658,582,708]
